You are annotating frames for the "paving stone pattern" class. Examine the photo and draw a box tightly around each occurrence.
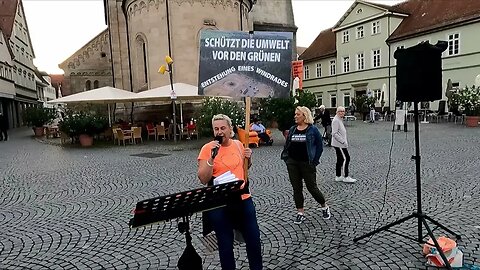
[0,122,479,270]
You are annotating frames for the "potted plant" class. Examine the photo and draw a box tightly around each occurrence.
[23,107,56,136]
[59,112,108,146]
[451,85,480,127]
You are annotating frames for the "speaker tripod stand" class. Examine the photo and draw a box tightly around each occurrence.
[353,102,461,270]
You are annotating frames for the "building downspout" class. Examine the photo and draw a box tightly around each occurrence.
[388,15,391,110]
[165,0,173,65]
[122,2,135,122]
[106,3,116,88]
[240,0,243,31]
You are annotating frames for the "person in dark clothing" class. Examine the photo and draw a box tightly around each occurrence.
[282,106,331,224]
[0,113,8,141]
[314,105,332,146]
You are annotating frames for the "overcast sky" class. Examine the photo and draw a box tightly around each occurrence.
[22,0,403,74]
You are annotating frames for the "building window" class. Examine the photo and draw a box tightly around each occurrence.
[342,56,350,73]
[342,30,350,43]
[330,93,337,108]
[372,21,380,35]
[356,26,364,39]
[356,52,364,70]
[136,35,148,84]
[317,95,323,106]
[356,8,363,14]
[343,93,351,107]
[329,60,336,75]
[316,63,322,78]
[373,89,381,101]
[448,33,459,55]
[85,80,91,90]
[372,49,381,68]
[304,65,310,79]
[94,80,99,89]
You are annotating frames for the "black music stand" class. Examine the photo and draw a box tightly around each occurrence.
[129,180,244,270]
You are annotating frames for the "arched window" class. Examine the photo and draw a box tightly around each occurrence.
[85,80,91,90]
[136,34,148,85]
[94,80,99,88]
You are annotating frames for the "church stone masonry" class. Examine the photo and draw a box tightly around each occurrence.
[102,0,296,93]
[58,30,113,96]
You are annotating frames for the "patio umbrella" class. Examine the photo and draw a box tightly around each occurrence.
[132,83,230,126]
[381,83,387,111]
[48,86,139,126]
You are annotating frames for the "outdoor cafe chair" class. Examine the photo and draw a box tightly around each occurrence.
[116,129,132,146]
[132,127,143,144]
[146,123,156,140]
[178,124,189,140]
[156,125,167,140]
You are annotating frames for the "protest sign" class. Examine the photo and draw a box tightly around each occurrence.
[198,30,293,98]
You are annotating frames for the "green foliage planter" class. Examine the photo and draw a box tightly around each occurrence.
[196,97,245,136]
[259,90,317,132]
[59,111,109,146]
[23,107,56,136]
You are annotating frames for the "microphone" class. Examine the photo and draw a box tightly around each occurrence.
[211,135,223,159]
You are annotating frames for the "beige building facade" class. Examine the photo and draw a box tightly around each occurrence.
[0,0,38,128]
[300,0,480,112]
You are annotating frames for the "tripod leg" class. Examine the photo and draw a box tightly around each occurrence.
[422,218,452,270]
[353,213,416,242]
[424,215,461,240]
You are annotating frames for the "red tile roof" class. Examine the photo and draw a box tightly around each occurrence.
[300,0,480,61]
[388,0,480,42]
[0,0,18,39]
[299,28,335,61]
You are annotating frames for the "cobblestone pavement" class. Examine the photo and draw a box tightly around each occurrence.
[0,122,479,270]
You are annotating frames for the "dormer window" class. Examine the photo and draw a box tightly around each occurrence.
[372,21,380,35]
[342,30,350,43]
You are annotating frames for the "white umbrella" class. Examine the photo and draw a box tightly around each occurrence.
[132,83,231,126]
[381,83,387,111]
[48,86,139,126]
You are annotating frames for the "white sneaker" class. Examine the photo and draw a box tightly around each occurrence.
[343,176,357,183]
[335,176,344,182]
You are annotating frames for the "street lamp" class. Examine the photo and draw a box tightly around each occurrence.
[159,55,178,142]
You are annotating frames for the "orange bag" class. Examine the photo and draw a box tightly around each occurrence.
[422,236,456,255]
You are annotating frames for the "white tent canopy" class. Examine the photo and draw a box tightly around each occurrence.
[47,86,139,126]
[133,83,205,102]
[47,86,138,104]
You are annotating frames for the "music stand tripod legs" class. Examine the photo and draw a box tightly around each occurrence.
[353,102,461,270]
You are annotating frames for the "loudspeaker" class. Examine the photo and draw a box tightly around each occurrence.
[395,41,447,102]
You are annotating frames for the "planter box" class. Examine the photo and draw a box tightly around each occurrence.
[465,116,479,127]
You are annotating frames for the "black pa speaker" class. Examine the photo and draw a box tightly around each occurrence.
[394,41,448,102]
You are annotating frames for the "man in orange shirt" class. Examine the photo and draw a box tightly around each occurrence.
[197,114,262,270]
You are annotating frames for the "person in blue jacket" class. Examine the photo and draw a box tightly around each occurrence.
[282,106,330,224]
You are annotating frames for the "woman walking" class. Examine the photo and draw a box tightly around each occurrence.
[332,106,357,183]
[282,106,330,224]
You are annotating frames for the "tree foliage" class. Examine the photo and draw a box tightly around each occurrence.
[352,94,376,113]
[196,97,245,136]
[259,90,318,132]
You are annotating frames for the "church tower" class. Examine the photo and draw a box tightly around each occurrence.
[250,0,297,59]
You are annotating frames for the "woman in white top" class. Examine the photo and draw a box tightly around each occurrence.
[331,106,356,183]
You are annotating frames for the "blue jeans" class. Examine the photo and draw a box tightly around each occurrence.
[207,197,263,270]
